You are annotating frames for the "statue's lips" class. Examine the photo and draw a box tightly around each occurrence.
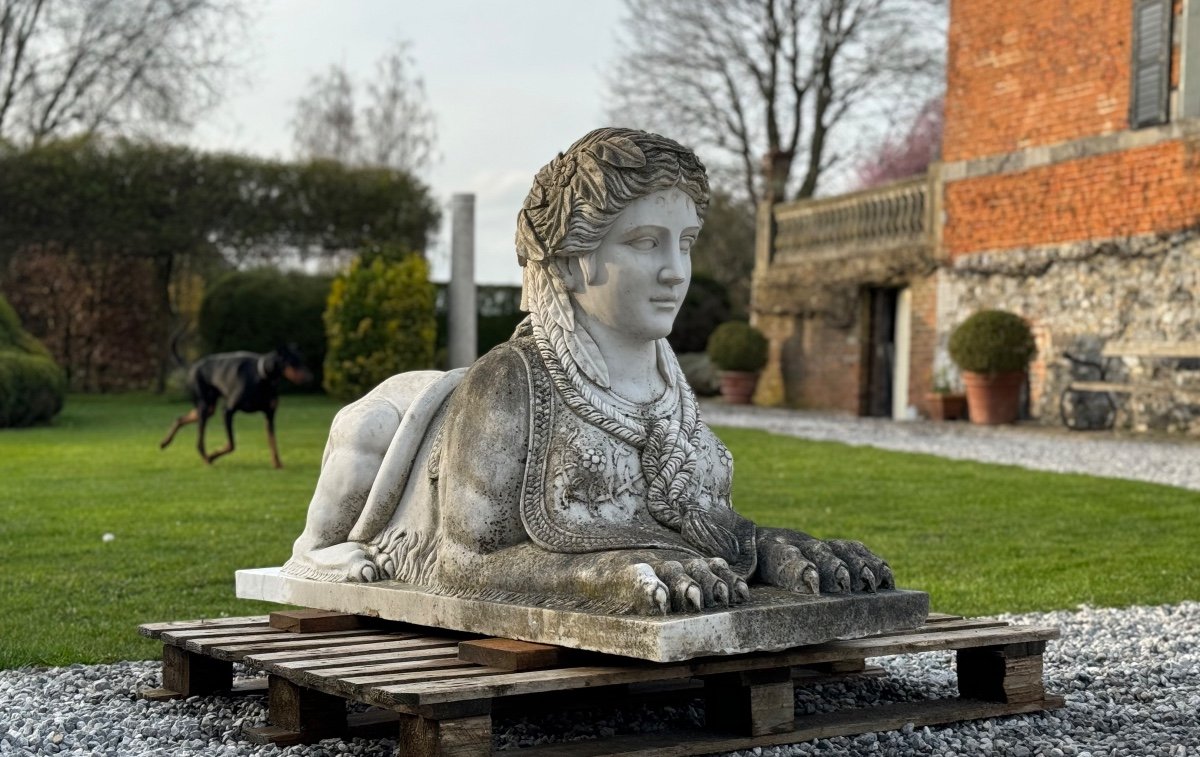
[649,297,678,308]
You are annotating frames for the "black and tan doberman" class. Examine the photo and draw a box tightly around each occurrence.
[160,346,312,468]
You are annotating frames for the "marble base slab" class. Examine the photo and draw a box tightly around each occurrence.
[236,567,930,663]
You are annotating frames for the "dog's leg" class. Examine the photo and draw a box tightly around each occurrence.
[196,405,215,463]
[206,408,237,463]
[160,408,200,449]
[264,407,282,469]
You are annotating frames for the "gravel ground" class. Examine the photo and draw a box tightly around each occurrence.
[700,402,1200,492]
[1,602,1197,756]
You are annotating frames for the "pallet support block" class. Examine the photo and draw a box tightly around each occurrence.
[269,609,361,633]
[458,638,563,671]
[957,641,1047,703]
[703,666,795,737]
[258,674,348,743]
[161,643,232,697]
[397,704,493,757]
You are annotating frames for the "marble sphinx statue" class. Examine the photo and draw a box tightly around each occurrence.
[284,127,895,615]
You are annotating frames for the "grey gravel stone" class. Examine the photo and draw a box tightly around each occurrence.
[1,603,1197,755]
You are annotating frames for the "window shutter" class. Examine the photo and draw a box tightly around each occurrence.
[1131,0,1172,128]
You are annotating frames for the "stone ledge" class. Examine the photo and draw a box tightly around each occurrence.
[236,567,930,663]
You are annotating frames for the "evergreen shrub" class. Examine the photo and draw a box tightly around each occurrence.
[0,296,66,427]
[323,252,436,400]
[706,320,768,372]
[948,310,1037,374]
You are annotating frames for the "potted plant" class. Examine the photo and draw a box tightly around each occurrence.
[706,320,768,405]
[948,310,1037,425]
[925,368,967,422]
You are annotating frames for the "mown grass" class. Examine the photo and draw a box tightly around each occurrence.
[1,394,1197,669]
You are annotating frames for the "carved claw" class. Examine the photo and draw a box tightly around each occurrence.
[652,584,669,615]
[685,584,703,612]
[827,564,851,593]
[734,579,751,603]
[779,559,819,595]
[802,565,820,595]
[355,562,377,582]
[879,564,896,590]
[860,566,877,593]
[713,580,730,606]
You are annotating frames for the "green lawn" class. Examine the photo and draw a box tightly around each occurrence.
[1,393,1197,669]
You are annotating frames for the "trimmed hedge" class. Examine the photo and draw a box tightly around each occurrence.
[199,269,331,389]
[0,138,441,392]
[0,296,65,427]
[323,253,436,400]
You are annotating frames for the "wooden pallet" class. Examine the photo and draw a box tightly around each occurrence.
[138,611,1063,756]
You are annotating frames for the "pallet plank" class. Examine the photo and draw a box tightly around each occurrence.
[244,638,449,664]
[138,616,269,639]
[170,629,373,651]
[256,644,460,674]
[304,658,484,700]
[191,633,414,660]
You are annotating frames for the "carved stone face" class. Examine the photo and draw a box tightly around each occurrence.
[571,187,700,342]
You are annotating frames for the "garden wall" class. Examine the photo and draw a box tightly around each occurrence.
[938,234,1200,433]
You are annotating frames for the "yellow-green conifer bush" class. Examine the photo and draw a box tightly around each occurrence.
[323,252,436,400]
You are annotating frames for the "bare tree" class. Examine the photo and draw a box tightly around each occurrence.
[292,64,359,164]
[607,0,945,205]
[292,39,436,174]
[0,0,247,145]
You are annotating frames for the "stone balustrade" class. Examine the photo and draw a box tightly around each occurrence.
[772,175,933,261]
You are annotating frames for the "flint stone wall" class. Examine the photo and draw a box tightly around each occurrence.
[939,233,1200,434]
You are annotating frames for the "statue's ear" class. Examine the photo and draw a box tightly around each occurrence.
[551,256,587,293]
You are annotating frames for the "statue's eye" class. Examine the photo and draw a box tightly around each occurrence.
[628,236,658,251]
[680,235,696,254]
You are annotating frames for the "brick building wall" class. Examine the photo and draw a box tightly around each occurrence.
[944,0,1132,163]
[944,137,1200,256]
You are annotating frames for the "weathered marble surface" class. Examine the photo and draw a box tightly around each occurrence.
[237,567,929,662]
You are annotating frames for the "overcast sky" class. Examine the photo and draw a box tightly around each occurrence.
[191,0,627,284]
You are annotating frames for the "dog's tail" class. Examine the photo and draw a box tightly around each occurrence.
[168,323,190,369]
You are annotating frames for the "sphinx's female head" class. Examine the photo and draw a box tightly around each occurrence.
[515,128,710,330]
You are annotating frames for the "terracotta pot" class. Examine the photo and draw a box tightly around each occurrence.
[961,371,1026,425]
[718,370,759,405]
[925,392,967,422]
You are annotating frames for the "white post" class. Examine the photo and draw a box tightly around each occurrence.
[892,287,913,420]
[448,193,477,368]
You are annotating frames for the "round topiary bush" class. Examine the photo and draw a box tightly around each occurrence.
[706,321,768,373]
[948,309,1037,374]
[0,296,66,427]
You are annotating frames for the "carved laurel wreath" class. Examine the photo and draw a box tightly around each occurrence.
[516,133,648,267]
